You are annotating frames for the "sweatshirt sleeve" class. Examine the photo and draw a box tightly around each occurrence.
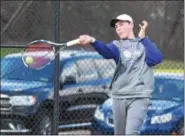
[90,40,119,64]
[141,36,163,66]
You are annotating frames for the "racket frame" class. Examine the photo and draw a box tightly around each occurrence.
[21,39,79,70]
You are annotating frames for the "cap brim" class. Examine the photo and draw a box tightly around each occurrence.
[110,19,120,27]
[110,19,132,27]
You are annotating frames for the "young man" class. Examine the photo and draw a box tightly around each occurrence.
[78,14,163,135]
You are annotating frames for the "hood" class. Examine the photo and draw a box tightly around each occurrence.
[147,99,180,115]
[1,79,53,95]
[149,100,179,110]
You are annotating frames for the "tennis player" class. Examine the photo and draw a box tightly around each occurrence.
[78,13,163,135]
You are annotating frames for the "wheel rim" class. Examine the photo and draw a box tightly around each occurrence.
[40,115,52,135]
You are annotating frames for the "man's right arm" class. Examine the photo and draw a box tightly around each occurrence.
[90,39,119,64]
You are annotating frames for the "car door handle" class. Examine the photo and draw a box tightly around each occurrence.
[102,85,107,89]
[78,88,83,92]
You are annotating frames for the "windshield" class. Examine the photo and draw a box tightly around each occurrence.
[1,56,54,82]
[152,77,184,102]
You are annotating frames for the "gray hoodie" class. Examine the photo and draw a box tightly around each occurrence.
[91,37,163,99]
[107,38,154,99]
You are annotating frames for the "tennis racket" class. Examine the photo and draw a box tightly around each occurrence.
[22,38,80,70]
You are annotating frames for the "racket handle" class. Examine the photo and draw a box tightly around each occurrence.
[66,38,80,47]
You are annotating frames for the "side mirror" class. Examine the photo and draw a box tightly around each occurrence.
[63,76,76,85]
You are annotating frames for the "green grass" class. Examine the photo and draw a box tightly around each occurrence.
[1,48,23,58]
[154,69,184,73]
[154,60,184,73]
[155,60,184,69]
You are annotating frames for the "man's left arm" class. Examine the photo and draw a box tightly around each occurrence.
[141,36,163,66]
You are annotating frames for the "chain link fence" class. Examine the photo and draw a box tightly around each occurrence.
[1,1,184,135]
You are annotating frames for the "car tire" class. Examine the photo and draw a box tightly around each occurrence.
[31,108,52,135]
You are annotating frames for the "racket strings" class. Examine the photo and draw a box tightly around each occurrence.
[23,42,66,69]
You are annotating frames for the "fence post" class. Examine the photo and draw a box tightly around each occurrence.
[52,0,60,135]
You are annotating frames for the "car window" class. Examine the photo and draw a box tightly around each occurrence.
[152,77,184,101]
[93,59,116,79]
[75,58,99,83]
[60,60,78,84]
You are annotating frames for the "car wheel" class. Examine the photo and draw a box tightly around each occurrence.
[32,108,52,135]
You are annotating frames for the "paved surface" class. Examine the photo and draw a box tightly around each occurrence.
[59,130,91,135]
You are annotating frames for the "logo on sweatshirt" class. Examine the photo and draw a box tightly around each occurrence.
[123,50,132,61]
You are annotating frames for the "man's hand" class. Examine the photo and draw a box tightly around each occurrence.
[79,35,95,45]
[138,20,148,39]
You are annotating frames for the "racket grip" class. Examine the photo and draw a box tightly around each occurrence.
[66,38,80,47]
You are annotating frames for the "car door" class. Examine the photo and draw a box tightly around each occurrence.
[93,58,116,84]
[58,57,113,125]
[58,59,80,125]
